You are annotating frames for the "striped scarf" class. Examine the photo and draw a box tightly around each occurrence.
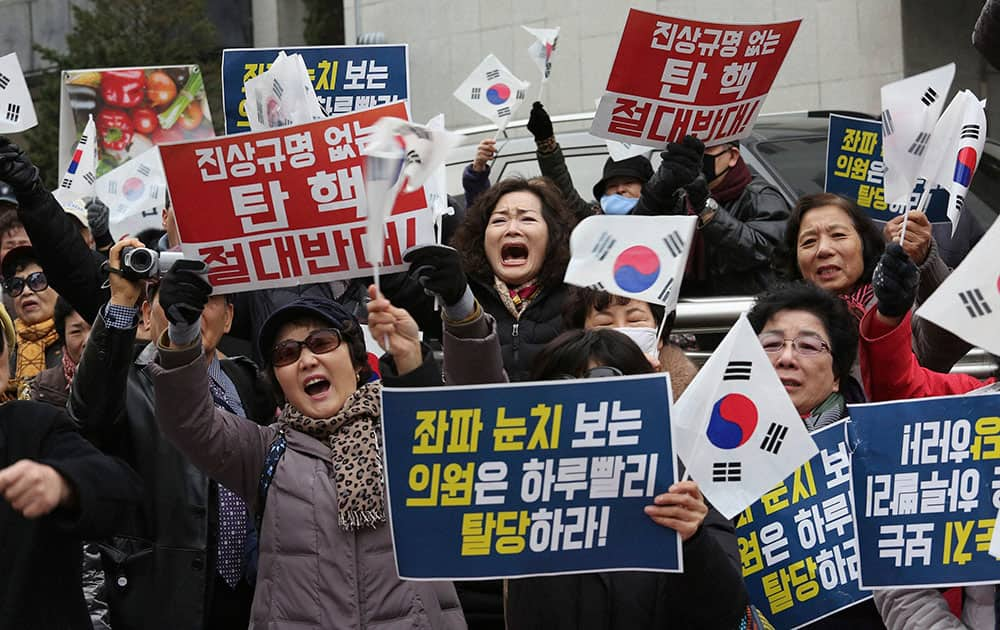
[14,317,58,399]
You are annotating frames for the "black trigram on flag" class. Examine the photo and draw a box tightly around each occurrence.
[83,172,95,185]
[486,69,501,81]
[515,89,525,100]
[908,132,930,156]
[881,109,895,135]
[106,180,119,194]
[712,462,741,482]
[5,103,19,122]
[663,230,684,257]
[470,87,481,100]
[959,288,992,318]
[962,124,981,140]
[920,86,938,107]
[272,80,284,98]
[591,231,616,261]
[60,177,73,189]
[137,163,152,177]
[656,277,674,302]
[0,73,9,90]
[588,282,607,291]
[760,422,788,455]
[955,194,965,214]
[723,360,752,381]
[497,106,511,118]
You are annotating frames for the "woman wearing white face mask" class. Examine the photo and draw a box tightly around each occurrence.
[562,288,699,400]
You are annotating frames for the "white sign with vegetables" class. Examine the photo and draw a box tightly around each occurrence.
[58,64,216,178]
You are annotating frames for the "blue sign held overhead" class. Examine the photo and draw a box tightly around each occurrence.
[736,420,872,629]
[221,45,409,134]
[380,373,681,580]
[848,392,1000,589]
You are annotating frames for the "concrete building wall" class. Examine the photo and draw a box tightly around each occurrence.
[343,0,905,128]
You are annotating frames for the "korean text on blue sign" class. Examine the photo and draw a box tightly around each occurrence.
[825,114,889,221]
[380,373,681,579]
[222,45,409,134]
[849,392,1000,588]
[736,420,871,629]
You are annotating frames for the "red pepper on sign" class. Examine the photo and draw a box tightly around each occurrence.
[100,70,146,108]
[97,108,134,151]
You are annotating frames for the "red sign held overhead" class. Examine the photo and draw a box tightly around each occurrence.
[591,10,800,148]
[159,101,433,294]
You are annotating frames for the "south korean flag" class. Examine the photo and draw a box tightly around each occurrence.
[95,146,168,240]
[917,215,1000,357]
[673,314,818,519]
[453,54,530,134]
[563,215,696,312]
[0,52,38,134]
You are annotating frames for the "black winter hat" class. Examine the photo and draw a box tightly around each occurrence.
[592,155,654,202]
[257,296,358,365]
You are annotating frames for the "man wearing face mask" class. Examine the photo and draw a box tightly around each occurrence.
[632,135,790,297]
[527,102,653,221]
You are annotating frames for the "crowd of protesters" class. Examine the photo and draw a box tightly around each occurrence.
[0,60,997,630]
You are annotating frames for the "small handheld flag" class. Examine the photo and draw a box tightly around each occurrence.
[0,52,38,134]
[453,54,530,135]
[563,215,695,312]
[54,115,97,206]
[522,25,559,101]
[672,314,818,519]
[95,146,168,240]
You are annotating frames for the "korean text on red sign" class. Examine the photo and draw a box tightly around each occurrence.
[591,10,800,147]
[159,101,433,294]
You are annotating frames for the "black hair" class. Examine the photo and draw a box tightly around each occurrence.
[53,296,77,345]
[531,328,655,381]
[562,287,674,342]
[0,208,24,237]
[776,192,885,289]
[746,281,858,386]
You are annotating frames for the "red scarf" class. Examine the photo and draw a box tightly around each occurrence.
[686,156,754,280]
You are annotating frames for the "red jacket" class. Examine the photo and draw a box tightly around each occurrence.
[858,307,995,401]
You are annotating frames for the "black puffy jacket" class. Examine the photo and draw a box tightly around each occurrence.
[67,316,275,630]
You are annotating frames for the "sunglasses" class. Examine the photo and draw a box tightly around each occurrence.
[4,271,48,298]
[557,365,624,380]
[758,333,831,356]
[271,328,343,367]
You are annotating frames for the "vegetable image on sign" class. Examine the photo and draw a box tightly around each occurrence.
[613,245,660,293]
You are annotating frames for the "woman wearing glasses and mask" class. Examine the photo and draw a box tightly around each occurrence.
[1,246,62,399]
[747,282,885,628]
[148,266,466,629]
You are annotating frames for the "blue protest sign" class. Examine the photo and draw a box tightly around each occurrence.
[736,420,871,628]
[824,114,890,221]
[221,45,409,134]
[380,373,681,579]
[849,392,1000,588]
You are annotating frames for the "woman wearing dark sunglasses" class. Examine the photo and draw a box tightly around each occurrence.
[148,270,466,629]
[1,246,62,399]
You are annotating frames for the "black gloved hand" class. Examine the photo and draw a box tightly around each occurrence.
[158,259,212,326]
[0,137,43,195]
[526,102,554,142]
[685,174,710,213]
[402,244,469,307]
[86,198,111,243]
[647,135,704,204]
[873,242,919,318]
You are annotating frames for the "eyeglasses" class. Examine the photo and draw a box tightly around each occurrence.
[758,333,831,356]
[4,271,48,298]
[271,328,343,367]
[557,365,624,380]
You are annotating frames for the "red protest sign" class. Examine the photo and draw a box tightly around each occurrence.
[591,10,800,147]
[159,101,433,293]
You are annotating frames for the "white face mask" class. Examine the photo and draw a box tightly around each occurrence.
[612,327,659,357]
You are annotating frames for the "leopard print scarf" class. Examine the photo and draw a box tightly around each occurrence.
[277,381,385,530]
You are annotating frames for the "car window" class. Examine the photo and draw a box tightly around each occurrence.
[752,136,828,198]
[496,151,611,200]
